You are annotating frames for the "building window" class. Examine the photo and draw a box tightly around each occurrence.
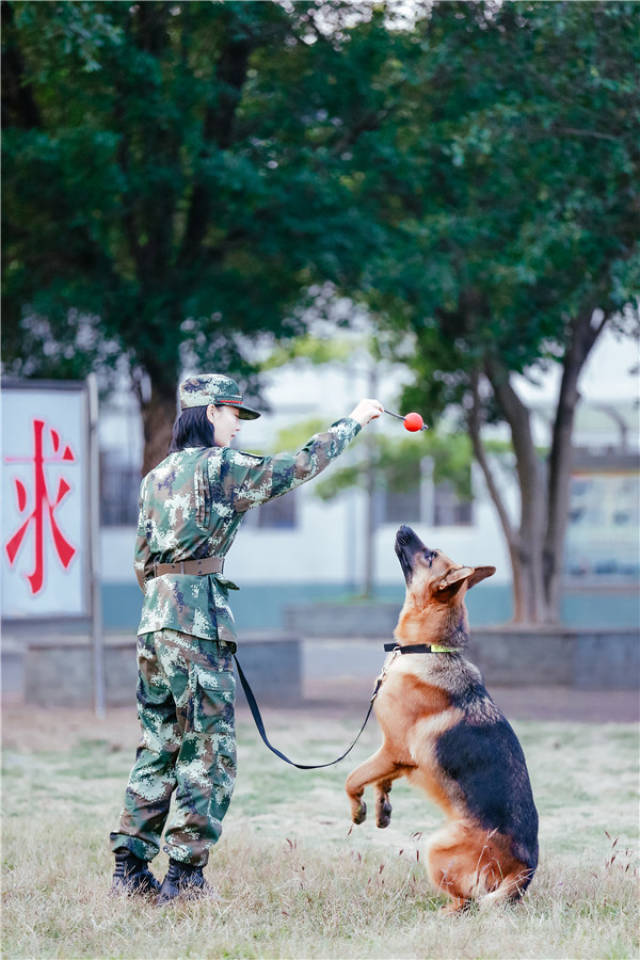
[382,463,473,527]
[383,486,421,524]
[565,469,639,577]
[433,480,473,527]
[256,491,298,529]
[100,454,140,526]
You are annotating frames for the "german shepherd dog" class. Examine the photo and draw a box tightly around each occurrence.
[346,525,538,913]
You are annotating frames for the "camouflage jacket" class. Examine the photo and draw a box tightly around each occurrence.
[134,418,361,645]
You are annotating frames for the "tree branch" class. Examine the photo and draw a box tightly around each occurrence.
[332,107,395,154]
[467,371,514,545]
[1,1,41,129]
[543,310,610,596]
[133,3,178,282]
[553,125,619,142]
[484,352,546,550]
[484,356,538,484]
[114,98,144,277]
[177,27,254,269]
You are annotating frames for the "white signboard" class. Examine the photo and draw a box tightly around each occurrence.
[2,382,90,618]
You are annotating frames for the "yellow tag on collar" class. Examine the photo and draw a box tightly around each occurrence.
[430,644,456,653]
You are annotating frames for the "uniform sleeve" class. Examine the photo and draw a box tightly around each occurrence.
[133,479,152,592]
[213,417,362,513]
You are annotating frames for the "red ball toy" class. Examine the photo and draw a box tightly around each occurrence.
[403,412,424,432]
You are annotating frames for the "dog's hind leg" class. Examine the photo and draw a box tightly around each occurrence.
[427,821,531,913]
[426,821,477,913]
[345,747,406,825]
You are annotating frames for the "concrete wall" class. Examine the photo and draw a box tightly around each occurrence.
[285,604,640,690]
[468,626,640,690]
[4,605,637,710]
[15,633,301,708]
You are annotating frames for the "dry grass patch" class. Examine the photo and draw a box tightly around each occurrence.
[2,706,639,959]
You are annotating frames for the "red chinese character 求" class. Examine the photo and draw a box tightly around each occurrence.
[4,418,77,594]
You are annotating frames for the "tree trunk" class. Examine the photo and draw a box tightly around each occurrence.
[543,312,607,617]
[469,313,609,624]
[509,536,548,623]
[468,369,550,624]
[140,379,178,476]
[481,359,550,622]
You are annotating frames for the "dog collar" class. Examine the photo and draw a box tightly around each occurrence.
[384,641,457,655]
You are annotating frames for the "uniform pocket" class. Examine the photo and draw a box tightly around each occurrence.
[192,666,236,734]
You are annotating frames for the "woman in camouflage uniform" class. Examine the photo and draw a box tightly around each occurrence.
[110,374,382,903]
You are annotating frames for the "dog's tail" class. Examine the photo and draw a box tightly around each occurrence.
[478,865,535,909]
[472,831,536,907]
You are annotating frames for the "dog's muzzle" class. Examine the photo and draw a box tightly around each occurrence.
[395,525,426,583]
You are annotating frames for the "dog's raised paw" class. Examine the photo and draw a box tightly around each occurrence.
[376,797,392,828]
[352,801,367,825]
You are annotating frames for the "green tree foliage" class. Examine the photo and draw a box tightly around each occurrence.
[2,0,396,471]
[3,1,637,619]
[365,0,639,374]
[356,1,639,621]
[314,431,472,502]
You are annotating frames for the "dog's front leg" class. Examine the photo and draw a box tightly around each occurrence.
[345,747,402,825]
[374,779,394,829]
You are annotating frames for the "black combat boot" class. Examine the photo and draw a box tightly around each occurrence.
[111,848,160,896]
[155,858,216,905]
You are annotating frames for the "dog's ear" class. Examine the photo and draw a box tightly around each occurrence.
[434,564,496,599]
[433,566,474,599]
[467,565,496,589]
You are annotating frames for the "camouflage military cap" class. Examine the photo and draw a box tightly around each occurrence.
[179,374,261,420]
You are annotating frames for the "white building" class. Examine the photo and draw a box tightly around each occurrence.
[98,328,639,632]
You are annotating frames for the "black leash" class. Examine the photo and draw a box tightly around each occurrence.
[233,653,384,770]
[233,641,451,770]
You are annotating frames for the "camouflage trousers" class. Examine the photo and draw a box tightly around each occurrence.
[109,628,237,867]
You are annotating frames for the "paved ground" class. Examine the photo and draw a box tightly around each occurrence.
[301,639,639,722]
[3,680,637,755]
[3,634,638,738]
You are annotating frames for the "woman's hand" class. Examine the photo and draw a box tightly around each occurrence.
[349,398,384,427]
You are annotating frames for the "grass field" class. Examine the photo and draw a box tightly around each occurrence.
[2,704,639,959]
